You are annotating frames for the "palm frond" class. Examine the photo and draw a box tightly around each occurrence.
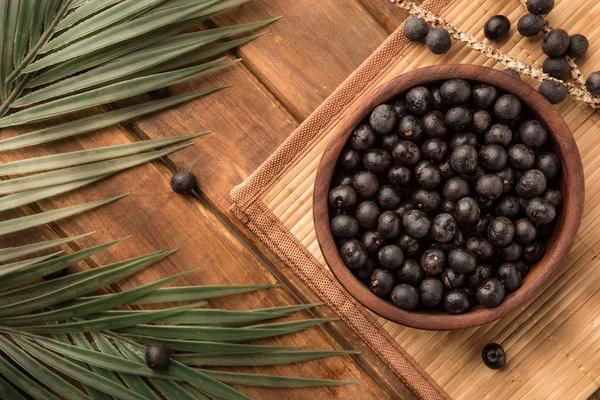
[0,2,355,398]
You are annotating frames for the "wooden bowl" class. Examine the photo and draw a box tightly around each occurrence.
[314,65,584,330]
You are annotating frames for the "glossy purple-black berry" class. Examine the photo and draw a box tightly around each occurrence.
[487,216,515,247]
[380,133,400,153]
[387,165,412,187]
[443,177,470,202]
[404,17,429,42]
[450,131,479,150]
[496,167,516,194]
[398,115,426,142]
[476,278,506,308]
[145,344,170,370]
[397,233,421,257]
[508,144,535,170]
[482,343,507,369]
[448,248,477,274]
[542,57,570,80]
[440,79,471,106]
[516,169,547,198]
[422,110,448,138]
[523,241,546,262]
[543,188,563,209]
[484,124,512,147]
[412,188,441,215]
[420,277,444,307]
[406,86,433,116]
[498,241,523,262]
[455,197,480,225]
[331,215,360,239]
[471,84,498,109]
[421,138,448,163]
[497,262,522,292]
[370,104,398,134]
[329,185,358,209]
[393,140,421,166]
[585,72,600,96]
[517,13,544,37]
[567,34,589,58]
[352,171,379,198]
[451,145,478,175]
[170,171,197,194]
[403,209,431,238]
[471,110,492,134]
[441,268,466,289]
[378,244,405,270]
[427,27,452,54]
[538,80,567,104]
[468,264,493,287]
[378,210,402,239]
[479,145,508,172]
[484,15,510,41]
[494,94,521,120]
[431,213,458,243]
[414,161,441,189]
[363,149,392,173]
[514,218,538,244]
[535,152,561,180]
[377,185,402,210]
[527,0,554,15]
[431,87,444,110]
[395,201,415,219]
[421,248,446,275]
[476,174,504,201]
[350,124,377,151]
[340,239,368,269]
[370,269,396,297]
[395,259,424,285]
[445,106,473,131]
[495,196,521,218]
[340,148,361,171]
[361,231,383,254]
[394,99,408,118]
[355,258,377,281]
[444,289,470,314]
[525,197,556,224]
[466,237,494,262]
[391,284,420,310]
[542,29,570,57]
[519,120,548,148]
[356,200,380,230]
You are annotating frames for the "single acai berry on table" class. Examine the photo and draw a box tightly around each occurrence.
[585,72,600,96]
[484,15,511,41]
[170,171,197,194]
[404,17,429,42]
[542,29,570,57]
[517,13,544,37]
[482,343,507,370]
[427,27,452,54]
[527,0,554,15]
[539,80,568,104]
[542,57,570,80]
[567,34,589,59]
[145,344,170,370]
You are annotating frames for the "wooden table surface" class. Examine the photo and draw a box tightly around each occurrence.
[0,1,421,399]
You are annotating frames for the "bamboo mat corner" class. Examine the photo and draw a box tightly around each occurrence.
[231,0,600,399]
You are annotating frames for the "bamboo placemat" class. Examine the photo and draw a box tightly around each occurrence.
[231,0,600,398]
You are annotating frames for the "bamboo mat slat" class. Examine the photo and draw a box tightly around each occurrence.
[232,0,600,398]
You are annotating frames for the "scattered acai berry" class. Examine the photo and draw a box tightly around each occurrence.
[482,343,507,369]
[170,171,197,194]
[538,80,567,104]
[542,29,570,57]
[145,344,170,370]
[404,17,429,42]
[542,57,570,80]
[566,34,589,59]
[328,78,561,315]
[585,72,600,96]
[484,15,511,41]
[517,13,545,37]
[427,27,452,55]
[527,0,554,15]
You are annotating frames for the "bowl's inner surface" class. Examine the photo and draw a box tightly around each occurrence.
[314,66,583,330]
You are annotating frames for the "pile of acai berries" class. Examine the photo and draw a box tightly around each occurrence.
[328,79,563,315]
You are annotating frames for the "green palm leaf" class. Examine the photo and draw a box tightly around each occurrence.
[0,251,64,272]
[126,284,277,304]
[201,370,355,388]
[1,0,18,100]
[174,350,358,367]
[0,375,29,400]
[0,232,93,263]
[56,0,124,32]
[12,0,35,67]
[28,0,45,48]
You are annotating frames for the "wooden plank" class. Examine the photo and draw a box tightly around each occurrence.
[356,0,410,33]
[209,0,389,120]
[0,117,393,399]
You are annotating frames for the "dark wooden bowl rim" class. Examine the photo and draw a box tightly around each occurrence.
[313,65,584,330]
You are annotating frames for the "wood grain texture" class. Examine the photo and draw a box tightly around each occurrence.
[314,65,585,331]
[356,0,410,33]
[209,0,390,120]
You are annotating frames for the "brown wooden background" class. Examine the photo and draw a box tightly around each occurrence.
[0,1,420,399]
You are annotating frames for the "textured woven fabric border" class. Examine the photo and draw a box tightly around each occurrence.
[230,1,453,398]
